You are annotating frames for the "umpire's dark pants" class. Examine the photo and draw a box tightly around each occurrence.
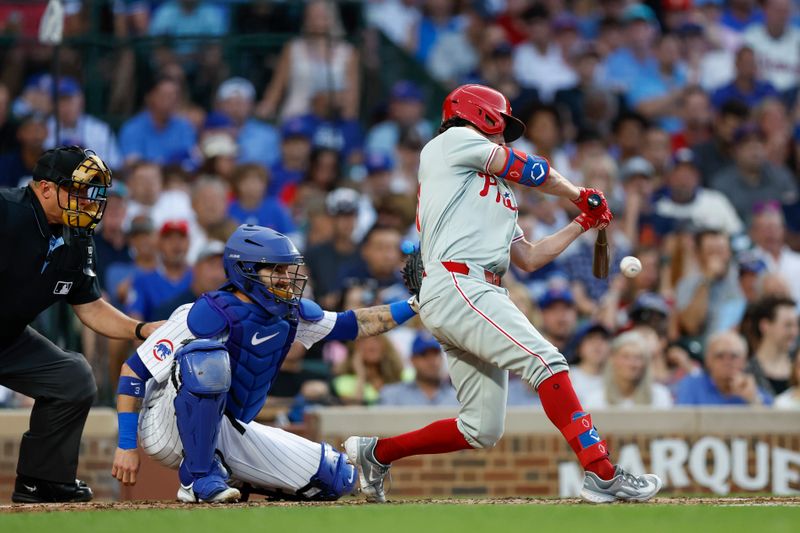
[0,327,97,483]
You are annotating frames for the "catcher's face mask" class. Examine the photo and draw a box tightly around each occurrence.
[252,262,308,304]
[55,150,112,231]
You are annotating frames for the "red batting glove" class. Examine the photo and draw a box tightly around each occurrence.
[572,187,608,215]
[573,211,612,232]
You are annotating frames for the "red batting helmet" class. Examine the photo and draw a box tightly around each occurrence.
[442,84,526,142]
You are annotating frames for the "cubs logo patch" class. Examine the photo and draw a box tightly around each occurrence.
[152,339,174,361]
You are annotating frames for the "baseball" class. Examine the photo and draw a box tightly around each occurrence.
[620,256,642,278]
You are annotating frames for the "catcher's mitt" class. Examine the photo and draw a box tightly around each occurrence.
[401,247,424,298]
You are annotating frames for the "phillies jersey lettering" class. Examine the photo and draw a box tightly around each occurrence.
[479,173,518,212]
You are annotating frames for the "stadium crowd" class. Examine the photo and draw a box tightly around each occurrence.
[0,0,799,415]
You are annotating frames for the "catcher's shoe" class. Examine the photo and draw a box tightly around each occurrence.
[12,476,93,503]
[580,465,662,504]
[177,459,240,503]
[344,436,390,503]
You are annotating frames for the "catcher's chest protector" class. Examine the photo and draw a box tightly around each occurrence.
[188,291,297,423]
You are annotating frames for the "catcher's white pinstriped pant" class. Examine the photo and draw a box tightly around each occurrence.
[139,379,322,493]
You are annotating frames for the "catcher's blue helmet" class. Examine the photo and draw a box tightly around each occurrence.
[223,225,307,318]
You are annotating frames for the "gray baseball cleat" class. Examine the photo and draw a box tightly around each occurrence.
[344,436,391,503]
[580,465,662,503]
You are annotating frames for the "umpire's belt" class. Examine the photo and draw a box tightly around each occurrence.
[441,261,502,287]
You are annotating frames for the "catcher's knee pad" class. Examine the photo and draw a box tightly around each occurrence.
[296,443,357,501]
[174,340,231,479]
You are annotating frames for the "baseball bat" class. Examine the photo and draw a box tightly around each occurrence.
[587,193,610,279]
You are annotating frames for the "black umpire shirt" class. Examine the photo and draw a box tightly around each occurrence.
[0,186,101,349]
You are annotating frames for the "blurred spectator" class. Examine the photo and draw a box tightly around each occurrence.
[711,45,779,109]
[597,252,666,331]
[652,148,744,237]
[302,88,364,164]
[567,323,612,403]
[620,157,658,244]
[214,77,280,169]
[0,83,17,154]
[188,176,239,263]
[749,203,800,304]
[515,105,570,174]
[407,0,465,67]
[537,286,578,354]
[305,188,360,307]
[506,374,541,406]
[754,97,792,166]
[10,74,52,119]
[258,0,359,120]
[747,296,798,396]
[742,0,800,93]
[44,77,121,169]
[365,80,432,157]
[477,42,539,117]
[338,224,405,303]
[94,183,130,295]
[676,330,772,405]
[583,330,674,408]
[0,113,46,188]
[228,164,296,236]
[691,99,749,185]
[152,240,226,320]
[672,86,714,151]
[495,0,533,45]
[602,3,659,94]
[555,43,620,135]
[641,125,674,180]
[126,220,193,321]
[124,161,194,231]
[198,132,238,182]
[611,111,649,162]
[676,229,743,340]
[298,146,342,198]
[427,4,488,86]
[627,33,687,133]
[379,331,458,406]
[333,335,405,405]
[391,128,423,193]
[512,5,576,102]
[721,0,763,33]
[774,351,800,408]
[106,216,159,309]
[269,117,314,198]
[119,77,197,165]
[709,124,798,225]
[366,0,421,47]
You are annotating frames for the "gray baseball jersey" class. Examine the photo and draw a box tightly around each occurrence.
[416,126,568,448]
[137,303,339,494]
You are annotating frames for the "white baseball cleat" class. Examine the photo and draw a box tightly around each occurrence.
[177,481,241,503]
[580,465,662,504]
[344,436,391,503]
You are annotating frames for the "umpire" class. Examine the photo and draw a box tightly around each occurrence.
[0,146,162,503]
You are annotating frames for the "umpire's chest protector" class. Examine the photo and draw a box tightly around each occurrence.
[187,291,297,423]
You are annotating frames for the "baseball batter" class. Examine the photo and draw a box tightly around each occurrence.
[111,224,418,503]
[346,84,663,504]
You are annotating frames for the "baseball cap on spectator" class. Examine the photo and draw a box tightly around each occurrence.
[538,287,575,309]
[733,123,765,144]
[201,133,238,159]
[620,156,655,181]
[24,73,53,93]
[390,80,423,102]
[127,216,155,236]
[216,77,256,102]
[694,0,723,6]
[663,0,691,11]
[159,220,189,237]
[629,292,670,321]
[365,152,394,174]
[671,147,697,168]
[57,77,81,97]
[573,322,611,346]
[571,42,601,61]
[677,22,704,37]
[325,187,360,216]
[412,331,441,356]
[737,251,768,275]
[552,13,579,32]
[622,3,657,25]
[281,116,314,140]
[521,3,549,22]
[490,42,513,58]
[196,240,226,263]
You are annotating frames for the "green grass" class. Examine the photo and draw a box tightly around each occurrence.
[2,504,799,533]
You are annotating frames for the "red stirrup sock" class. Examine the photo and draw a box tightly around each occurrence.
[373,418,473,465]
[537,371,616,480]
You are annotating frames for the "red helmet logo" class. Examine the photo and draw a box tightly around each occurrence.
[442,84,525,142]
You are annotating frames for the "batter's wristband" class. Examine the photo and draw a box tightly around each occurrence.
[135,322,147,341]
[117,412,139,450]
[389,300,415,325]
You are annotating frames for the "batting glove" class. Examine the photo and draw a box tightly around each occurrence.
[572,187,609,215]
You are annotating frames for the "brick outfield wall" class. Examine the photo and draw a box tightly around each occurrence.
[1,407,799,502]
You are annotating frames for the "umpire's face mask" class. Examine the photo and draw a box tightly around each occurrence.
[56,153,112,231]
